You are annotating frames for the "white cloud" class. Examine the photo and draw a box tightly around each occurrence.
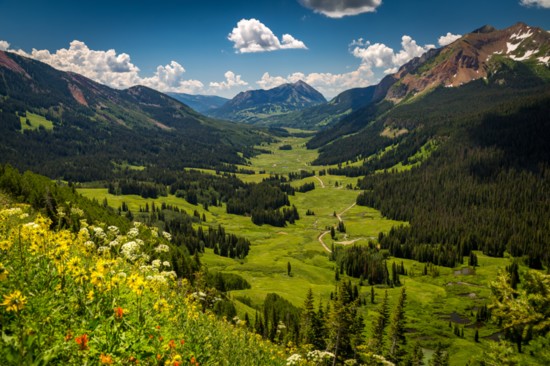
[228,18,307,53]
[4,40,207,94]
[519,0,550,8]
[256,64,374,97]
[257,34,435,97]
[209,71,248,92]
[141,61,204,94]
[0,40,10,51]
[298,0,382,18]
[351,35,435,70]
[438,32,462,46]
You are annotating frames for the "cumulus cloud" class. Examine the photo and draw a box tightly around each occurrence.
[209,71,248,92]
[519,0,550,8]
[4,40,207,94]
[298,0,382,18]
[256,34,436,97]
[256,64,375,97]
[438,32,462,46]
[228,18,307,53]
[141,61,204,94]
[351,35,435,72]
[0,40,10,51]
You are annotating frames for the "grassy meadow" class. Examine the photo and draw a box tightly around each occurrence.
[77,135,536,365]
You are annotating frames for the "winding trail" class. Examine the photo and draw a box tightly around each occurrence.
[317,202,357,253]
[318,231,332,253]
[314,176,325,188]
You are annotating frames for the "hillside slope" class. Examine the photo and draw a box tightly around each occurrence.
[0,51,266,181]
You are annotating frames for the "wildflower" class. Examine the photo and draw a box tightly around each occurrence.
[180,339,185,345]
[114,306,126,320]
[1,290,27,312]
[0,263,8,281]
[162,231,172,241]
[163,261,171,267]
[168,339,176,349]
[155,244,170,253]
[0,240,11,251]
[75,334,89,350]
[153,298,171,313]
[87,290,94,301]
[99,353,113,364]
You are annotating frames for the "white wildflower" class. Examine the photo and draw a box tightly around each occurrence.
[98,246,110,254]
[152,259,161,268]
[127,228,139,239]
[162,261,171,267]
[107,225,119,236]
[162,231,172,241]
[155,244,170,253]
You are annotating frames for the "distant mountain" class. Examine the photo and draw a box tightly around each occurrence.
[309,22,550,155]
[207,80,326,123]
[375,22,550,102]
[166,93,229,113]
[258,86,377,130]
[0,51,266,181]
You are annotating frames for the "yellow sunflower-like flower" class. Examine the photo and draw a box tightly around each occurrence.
[1,290,27,312]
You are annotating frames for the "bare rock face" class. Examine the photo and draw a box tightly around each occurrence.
[377,23,550,102]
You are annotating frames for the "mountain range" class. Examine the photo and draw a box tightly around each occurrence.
[206,80,326,123]
[166,93,229,113]
[241,22,550,130]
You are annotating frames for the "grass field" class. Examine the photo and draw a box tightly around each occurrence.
[77,134,540,365]
[19,111,54,131]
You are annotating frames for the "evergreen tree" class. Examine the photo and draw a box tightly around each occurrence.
[429,342,449,366]
[287,261,292,276]
[474,330,479,343]
[408,342,424,366]
[370,290,390,354]
[388,288,407,363]
[300,289,316,346]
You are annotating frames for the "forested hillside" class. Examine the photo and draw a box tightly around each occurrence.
[0,51,268,181]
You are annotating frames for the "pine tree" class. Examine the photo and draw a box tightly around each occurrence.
[429,342,449,366]
[388,288,407,363]
[300,289,316,346]
[327,283,356,364]
[287,261,292,276]
[474,329,479,343]
[409,342,424,366]
[370,290,389,354]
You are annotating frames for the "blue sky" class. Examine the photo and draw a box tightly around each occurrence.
[0,0,549,98]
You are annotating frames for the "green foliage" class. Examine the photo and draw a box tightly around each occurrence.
[489,269,550,354]
[0,204,287,365]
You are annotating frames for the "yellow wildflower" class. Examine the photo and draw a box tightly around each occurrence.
[153,298,172,313]
[127,273,145,296]
[0,240,11,251]
[1,290,27,312]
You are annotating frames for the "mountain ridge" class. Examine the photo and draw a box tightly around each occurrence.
[207,80,326,123]
[0,50,266,181]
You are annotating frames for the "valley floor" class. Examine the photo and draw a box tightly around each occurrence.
[79,134,544,365]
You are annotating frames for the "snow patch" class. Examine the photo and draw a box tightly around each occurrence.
[506,42,521,54]
[510,30,533,41]
[538,56,550,64]
[510,49,537,61]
